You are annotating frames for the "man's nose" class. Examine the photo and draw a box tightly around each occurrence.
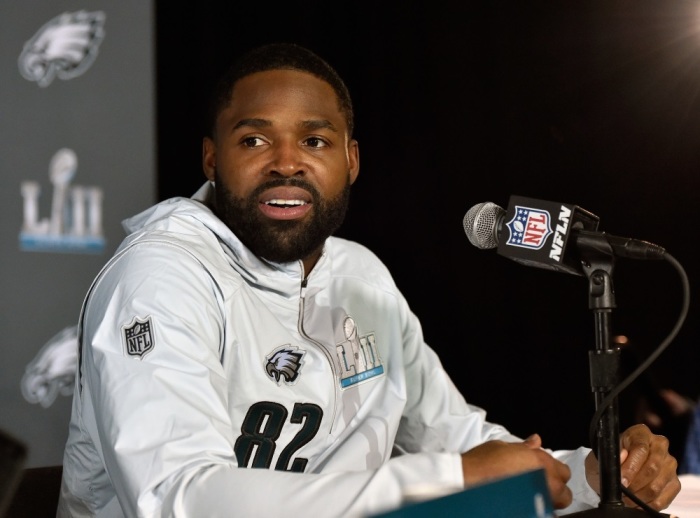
[268,140,305,177]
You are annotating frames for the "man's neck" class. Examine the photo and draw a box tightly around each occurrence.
[302,250,322,279]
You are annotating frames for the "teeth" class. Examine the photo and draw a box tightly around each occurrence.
[265,199,307,206]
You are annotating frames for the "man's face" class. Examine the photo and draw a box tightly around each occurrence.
[203,69,359,270]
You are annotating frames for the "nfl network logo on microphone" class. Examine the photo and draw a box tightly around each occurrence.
[505,206,553,250]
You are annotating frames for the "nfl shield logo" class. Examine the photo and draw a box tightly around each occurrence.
[122,316,154,358]
[505,205,553,250]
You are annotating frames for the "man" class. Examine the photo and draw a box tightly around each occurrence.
[58,42,680,517]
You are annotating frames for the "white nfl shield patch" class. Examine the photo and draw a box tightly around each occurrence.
[122,316,154,358]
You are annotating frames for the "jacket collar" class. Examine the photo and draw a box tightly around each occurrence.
[122,181,331,297]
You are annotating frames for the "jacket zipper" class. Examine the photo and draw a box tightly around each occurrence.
[298,275,339,429]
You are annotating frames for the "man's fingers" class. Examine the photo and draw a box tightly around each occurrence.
[619,448,628,465]
[623,469,680,510]
[618,424,681,510]
[524,434,542,449]
[620,424,655,487]
[532,448,572,509]
[551,460,573,508]
[620,443,651,488]
[549,479,573,509]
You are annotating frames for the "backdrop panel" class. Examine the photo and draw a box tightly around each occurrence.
[0,1,156,467]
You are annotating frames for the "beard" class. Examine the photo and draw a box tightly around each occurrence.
[213,171,351,264]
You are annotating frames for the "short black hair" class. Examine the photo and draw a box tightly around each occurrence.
[206,42,354,138]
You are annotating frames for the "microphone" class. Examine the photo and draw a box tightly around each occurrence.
[463,195,666,275]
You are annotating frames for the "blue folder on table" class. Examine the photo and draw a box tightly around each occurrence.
[371,468,554,518]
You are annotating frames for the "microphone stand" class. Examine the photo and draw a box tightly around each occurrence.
[568,244,668,517]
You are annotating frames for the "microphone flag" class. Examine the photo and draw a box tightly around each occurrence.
[498,195,600,276]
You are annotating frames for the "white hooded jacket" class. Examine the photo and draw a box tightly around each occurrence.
[58,182,599,517]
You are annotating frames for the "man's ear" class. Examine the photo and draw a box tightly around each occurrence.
[348,139,360,184]
[202,137,216,181]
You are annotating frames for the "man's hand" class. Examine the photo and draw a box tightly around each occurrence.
[585,424,681,510]
[461,434,573,509]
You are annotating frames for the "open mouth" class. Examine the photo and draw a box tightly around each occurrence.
[259,187,313,220]
[264,199,308,208]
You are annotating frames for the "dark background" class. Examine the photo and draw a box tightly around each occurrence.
[155,1,700,456]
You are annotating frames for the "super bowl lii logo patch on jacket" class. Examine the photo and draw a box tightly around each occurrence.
[336,316,383,388]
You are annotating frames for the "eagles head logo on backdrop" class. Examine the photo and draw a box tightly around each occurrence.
[18,10,106,88]
[21,326,78,408]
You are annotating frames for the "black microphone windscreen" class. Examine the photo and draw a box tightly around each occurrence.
[463,202,504,249]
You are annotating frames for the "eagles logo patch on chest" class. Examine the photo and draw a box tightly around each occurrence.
[265,346,305,385]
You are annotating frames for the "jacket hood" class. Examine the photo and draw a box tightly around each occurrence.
[120,181,320,285]
[122,181,217,234]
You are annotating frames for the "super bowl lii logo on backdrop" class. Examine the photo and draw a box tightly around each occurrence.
[19,148,105,253]
[17,10,107,254]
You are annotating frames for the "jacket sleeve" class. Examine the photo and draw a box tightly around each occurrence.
[392,290,520,453]
[391,291,600,513]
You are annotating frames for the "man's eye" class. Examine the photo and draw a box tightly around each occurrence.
[305,137,328,148]
[242,136,265,147]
